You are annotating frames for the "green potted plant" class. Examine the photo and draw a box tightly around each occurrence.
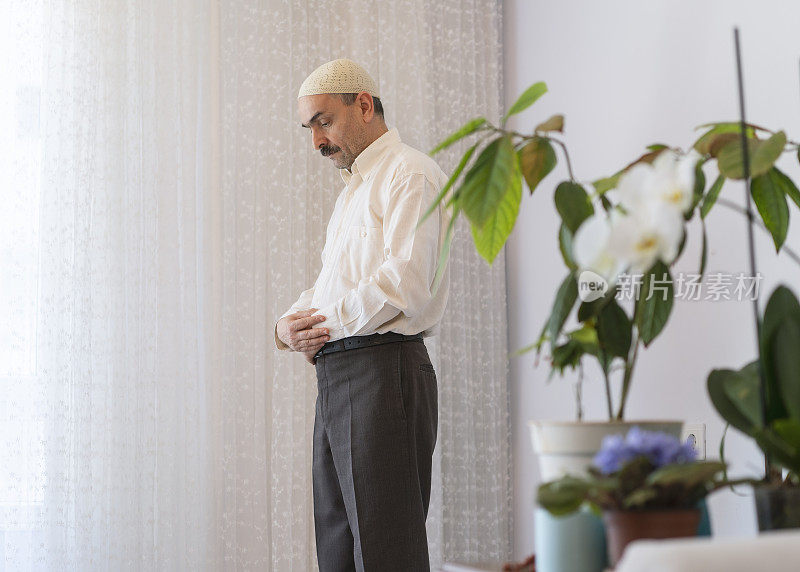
[537,427,740,566]
[707,284,800,530]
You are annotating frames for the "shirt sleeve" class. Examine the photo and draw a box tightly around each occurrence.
[314,172,445,340]
[274,286,316,350]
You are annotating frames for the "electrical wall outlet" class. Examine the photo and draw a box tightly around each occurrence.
[682,423,706,460]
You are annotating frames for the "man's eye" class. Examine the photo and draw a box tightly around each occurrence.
[320,122,330,127]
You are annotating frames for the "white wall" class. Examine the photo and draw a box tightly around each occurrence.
[503,0,800,560]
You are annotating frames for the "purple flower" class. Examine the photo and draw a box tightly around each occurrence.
[593,426,697,475]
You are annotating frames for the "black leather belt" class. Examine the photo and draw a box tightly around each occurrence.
[315,332,423,358]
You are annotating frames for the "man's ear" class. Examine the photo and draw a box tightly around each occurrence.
[357,92,375,123]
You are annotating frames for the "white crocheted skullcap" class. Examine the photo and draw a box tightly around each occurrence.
[297,58,380,99]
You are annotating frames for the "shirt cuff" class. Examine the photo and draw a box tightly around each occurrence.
[274,322,290,351]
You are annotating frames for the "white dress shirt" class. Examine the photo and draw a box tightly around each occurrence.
[276,127,450,347]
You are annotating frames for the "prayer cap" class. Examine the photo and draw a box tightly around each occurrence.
[297,58,380,99]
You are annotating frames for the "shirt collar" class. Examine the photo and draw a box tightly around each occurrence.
[340,127,401,185]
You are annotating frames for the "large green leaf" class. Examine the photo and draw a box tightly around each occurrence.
[771,166,800,210]
[419,143,477,226]
[577,288,615,322]
[537,477,589,516]
[753,427,800,475]
[770,315,800,421]
[596,298,632,358]
[518,137,557,194]
[636,261,674,346]
[554,182,594,233]
[773,419,800,449]
[693,122,764,155]
[717,131,787,180]
[707,362,762,435]
[503,81,548,123]
[460,136,520,230]
[469,151,522,263]
[547,274,579,345]
[751,169,790,251]
[430,117,486,155]
[760,287,800,423]
[700,176,725,219]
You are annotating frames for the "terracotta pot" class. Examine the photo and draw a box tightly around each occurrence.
[602,509,700,566]
[754,484,800,531]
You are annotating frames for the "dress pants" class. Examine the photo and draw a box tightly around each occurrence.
[312,338,438,572]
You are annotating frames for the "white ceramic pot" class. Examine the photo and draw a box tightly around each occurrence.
[529,420,684,481]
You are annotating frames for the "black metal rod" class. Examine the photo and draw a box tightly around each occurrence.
[734,27,770,479]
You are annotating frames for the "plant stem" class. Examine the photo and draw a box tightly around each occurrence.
[715,197,800,269]
[616,330,640,420]
[548,136,577,183]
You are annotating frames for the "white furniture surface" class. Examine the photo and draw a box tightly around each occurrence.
[616,530,800,571]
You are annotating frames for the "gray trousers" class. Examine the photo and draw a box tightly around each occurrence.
[313,338,438,572]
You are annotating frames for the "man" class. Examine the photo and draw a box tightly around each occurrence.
[275,58,450,571]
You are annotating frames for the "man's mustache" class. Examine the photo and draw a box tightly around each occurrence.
[320,145,341,157]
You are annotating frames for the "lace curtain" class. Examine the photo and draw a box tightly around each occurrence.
[1,1,508,569]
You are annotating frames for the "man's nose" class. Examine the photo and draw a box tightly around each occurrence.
[312,129,327,150]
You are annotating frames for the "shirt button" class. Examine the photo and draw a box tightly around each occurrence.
[360,230,367,237]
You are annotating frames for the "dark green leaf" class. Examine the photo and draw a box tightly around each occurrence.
[770,314,800,421]
[717,131,787,180]
[547,274,579,345]
[537,477,590,516]
[551,340,585,373]
[554,181,594,233]
[700,176,725,219]
[707,361,762,434]
[771,166,800,210]
[636,261,674,346]
[469,151,522,263]
[460,136,520,230]
[535,114,565,133]
[558,224,577,270]
[577,287,615,322]
[751,169,790,251]
[419,143,477,227]
[761,287,800,423]
[518,137,557,194]
[430,117,486,155]
[503,81,548,123]
[773,419,800,449]
[596,298,632,358]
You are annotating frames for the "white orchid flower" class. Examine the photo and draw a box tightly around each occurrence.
[572,211,628,285]
[617,151,697,218]
[606,205,684,275]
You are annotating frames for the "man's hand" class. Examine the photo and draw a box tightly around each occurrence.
[277,309,330,363]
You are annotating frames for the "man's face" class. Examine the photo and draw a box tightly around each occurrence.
[298,94,369,170]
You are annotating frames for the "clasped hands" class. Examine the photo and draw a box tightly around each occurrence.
[277,309,330,364]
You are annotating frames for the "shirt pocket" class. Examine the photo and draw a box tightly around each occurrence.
[337,225,385,284]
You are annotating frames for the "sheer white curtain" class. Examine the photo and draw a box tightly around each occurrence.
[1,1,508,569]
